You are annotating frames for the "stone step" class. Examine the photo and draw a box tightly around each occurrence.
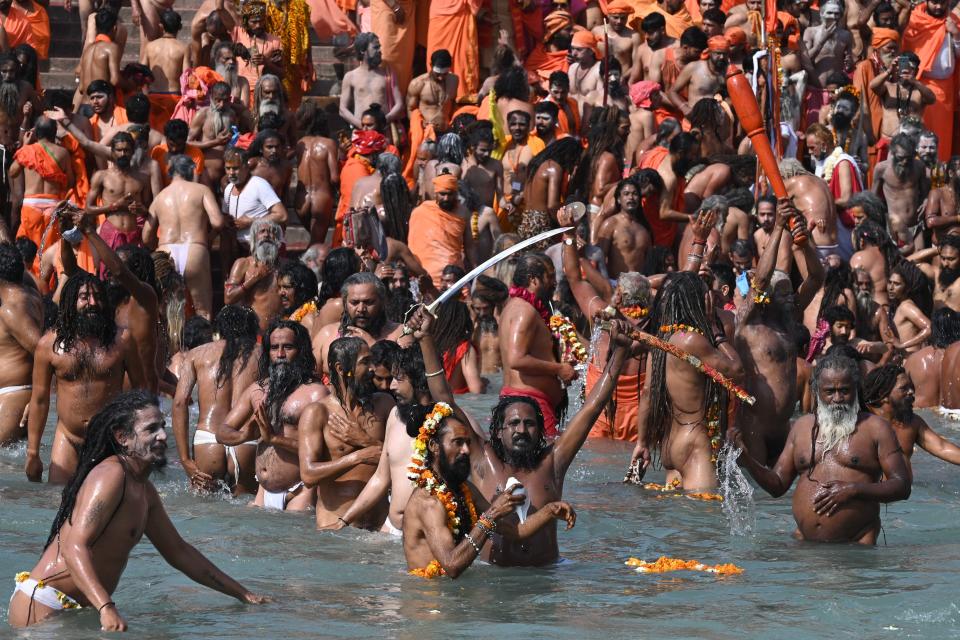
[43,44,340,72]
[41,69,341,94]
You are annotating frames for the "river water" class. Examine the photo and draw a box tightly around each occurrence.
[2,380,960,639]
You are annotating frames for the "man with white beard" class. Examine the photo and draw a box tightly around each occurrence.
[252,75,296,148]
[212,42,250,109]
[188,82,253,186]
[224,218,283,330]
[730,354,911,544]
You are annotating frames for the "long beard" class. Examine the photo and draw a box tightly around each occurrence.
[265,361,310,429]
[254,240,279,266]
[815,396,859,458]
[491,431,547,470]
[76,307,113,341]
[831,111,852,130]
[0,81,19,118]
[215,63,238,88]
[438,453,471,486]
[894,164,910,180]
[211,105,228,136]
[350,310,386,337]
[939,265,960,288]
[259,100,280,117]
[855,290,875,314]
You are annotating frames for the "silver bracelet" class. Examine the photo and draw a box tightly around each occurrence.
[464,532,481,554]
[425,369,444,378]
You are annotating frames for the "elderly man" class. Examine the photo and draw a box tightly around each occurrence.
[231,0,282,105]
[222,146,287,249]
[731,354,910,544]
[252,74,296,144]
[872,134,925,249]
[339,33,402,132]
[224,219,283,330]
[211,40,251,108]
[188,82,254,185]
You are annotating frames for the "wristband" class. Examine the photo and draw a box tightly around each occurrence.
[464,532,481,554]
[425,369,444,378]
[337,516,349,526]
[98,601,115,613]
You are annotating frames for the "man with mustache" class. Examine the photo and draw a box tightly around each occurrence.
[731,354,910,544]
[595,173,657,278]
[312,272,404,375]
[85,132,151,256]
[252,74,296,146]
[250,129,292,203]
[339,33,402,132]
[916,236,960,312]
[826,91,868,163]
[224,219,283,330]
[188,82,254,186]
[217,319,328,510]
[10,391,267,631]
[923,158,960,245]
[299,336,393,529]
[277,261,320,336]
[568,30,602,112]
[872,134,925,250]
[211,41,250,108]
[230,0,282,102]
[24,272,145,484]
[408,173,475,287]
[667,35,728,120]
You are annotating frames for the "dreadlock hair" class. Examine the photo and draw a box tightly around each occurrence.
[812,353,862,397]
[860,364,903,409]
[647,272,726,458]
[931,307,960,348]
[151,250,185,354]
[688,98,727,135]
[328,336,371,408]
[643,245,673,275]
[296,100,330,137]
[258,320,316,427]
[182,316,213,350]
[248,128,284,158]
[845,191,886,227]
[55,273,116,352]
[432,298,474,364]
[524,137,583,190]
[853,220,902,275]
[488,396,548,463]
[493,234,520,284]
[214,305,258,386]
[46,390,159,549]
[385,285,415,323]
[435,132,465,165]
[279,261,319,310]
[891,260,933,317]
[13,44,38,88]
[381,172,412,242]
[394,342,429,400]
[816,263,854,321]
[655,118,681,147]
[318,247,361,303]
[823,304,855,326]
[575,120,624,203]
[354,32,379,59]
[0,242,24,283]
[42,296,57,332]
[493,64,531,101]
[117,244,160,298]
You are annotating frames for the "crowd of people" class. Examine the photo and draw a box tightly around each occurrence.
[4,0,960,631]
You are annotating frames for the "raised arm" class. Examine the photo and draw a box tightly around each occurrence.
[737,198,787,326]
[791,217,826,311]
[77,213,158,314]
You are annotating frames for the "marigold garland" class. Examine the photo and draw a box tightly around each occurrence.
[620,305,649,319]
[409,560,445,578]
[625,556,744,575]
[549,314,587,364]
[659,323,703,335]
[471,212,480,239]
[290,300,317,322]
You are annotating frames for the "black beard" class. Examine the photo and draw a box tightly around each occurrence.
[438,199,457,212]
[346,370,376,403]
[831,112,852,130]
[350,311,386,337]
[265,360,310,428]
[438,453,471,486]
[608,81,626,99]
[939,265,960,288]
[76,307,112,340]
[490,432,548,470]
[115,156,132,170]
[893,404,914,423]
[551,33,572,50]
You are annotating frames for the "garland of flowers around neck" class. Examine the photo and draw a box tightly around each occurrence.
[509,286,587,364]
[407,402,479,578]
[508,285,550,323]
[290,300,318,322]
[620,306,649,320]
[821,147,845,187]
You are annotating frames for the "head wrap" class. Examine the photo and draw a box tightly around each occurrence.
[433,174,459,192]
[571,30,601,58]
[241,0,266,19]
[352,130,387,155]
[701,35,730,59]
[724,27,746,48]
[871,27,900,48]
[605,0,634,15]
[629,80,660,108]
[544,10,573,43]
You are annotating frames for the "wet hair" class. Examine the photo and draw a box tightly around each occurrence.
[318,247,361,303]
[811,352,862,395]
[163,118,189,143]
[258,320,317,426]
[354,32,379,58]
[94,7,117,34]
[432,298,474,364]
[890,132,917,157]
[891,260,933,317]
[493,64,532,101]
[376,151,401,176]
[160,8,182,34]
[13,44,38,87]
[110,130,134,151]
[371,339,401,370]
[296,100,330,137]
[853,220,901,275]
[182,315,213,350]
[381,173,413,243]
[688,98,726,134]
[168,153,196,180]
[339,272,388,335]
[214,304,259,386]
[641,12,666,32]
[14,236,36,265]
[816,263,854,321]
[577,121,624,203]
[430,49,453,69]
[488,395,545,445]
[435,132,465,165]
[669,131,700,158]
[729,238,755,259]
[680,26,708,50]
[860,364,904,408]
[41,296,58,332]
[930,307,960,348]
[823,304,855,326]
[845,191,886,226]
[116,244,160,299]
[709,262,735,295]
[327,336,370,407]
[511,253,549,287]
[548,70,570,90]
[0,242,24,282]
[524,137,583,188]
[394,342,430,399]
[279,261,319,309]
[124,93,151,124]
[491,45,516,76]
[45,390,160,549]
[55,272,116,352]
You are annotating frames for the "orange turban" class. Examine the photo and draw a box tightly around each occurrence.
[605,0,634,15]
[571,30,601,57]
[433,173,459,192]
[701,35,730,59]
[724,27,746,48]
[872,27,899,48]
[544,10,573,43]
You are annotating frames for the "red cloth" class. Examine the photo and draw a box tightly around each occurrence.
[500,385,559,437]
[99,218,141,249]
[442,340,472,394]
[828,155,862,230]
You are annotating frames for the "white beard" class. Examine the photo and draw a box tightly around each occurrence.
[815,396,859,458]
[259,100,280,117]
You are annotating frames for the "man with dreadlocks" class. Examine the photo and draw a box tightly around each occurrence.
[252,75,297,145]
[173,305,261,493]
[217,319,328,510]
[735,199,824,464]
[885,261,933,354]
[299,336,394,529]
[630,270,743,489]
[231,0,282,102]
[595,173,657,278]
[25,272,145,484]
[582,119,625,214]
[295,101,339,244]
[731,354,910,544]
[872,134,925,250]
[863,364,960,479]
[0,242,41,444]
[278,261,321,337]
[518,137,582,243]
[312,272,404,376]
[10,391,267,629]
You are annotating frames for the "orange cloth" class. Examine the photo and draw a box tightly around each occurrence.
[639,145,683,247]
[21,1,49,59]
[308,0,358,40]
[427,0,482,99]
[605,0,634,14]
[541,96,580,136]
[852,58,884,187]
[148,92,181,131]
[585,361,644,441]
[495,135,545,230]
[684,0,701,24]
[442,340,471,394]
[61,134,89,206]
[0,3,33,51]
[373,0,417,96]
[231,27,282,106]
[333,154,375,246]
[14,142,68,190]
[871,27,899,48]
[433,173,459,191]
[524,44,570,76]
[543,9,573,41]
[922,75,955,160]
[402,108,437,186]
[408,200,466,285]
[509,2,543,59]
[16,194,60,275]
[149,143,206,186]
[902,4,954,74]
[627,0,693,38]
[90,105,129,142]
